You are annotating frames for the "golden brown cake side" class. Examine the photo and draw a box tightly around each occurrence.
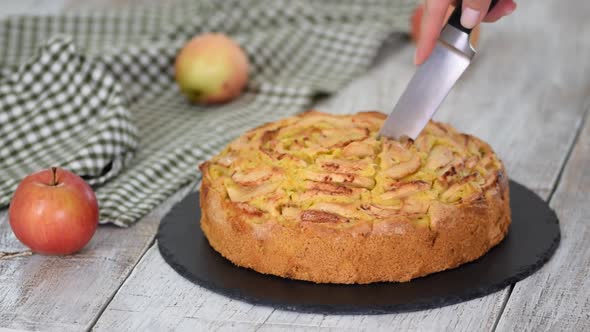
[199,111,511,284]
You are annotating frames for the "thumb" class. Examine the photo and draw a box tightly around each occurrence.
[460,0,492,29]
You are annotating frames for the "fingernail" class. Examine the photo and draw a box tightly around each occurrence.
[504,2,516,15]
[461,7,480,29]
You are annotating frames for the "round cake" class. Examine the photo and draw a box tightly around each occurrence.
[199,111,510,284]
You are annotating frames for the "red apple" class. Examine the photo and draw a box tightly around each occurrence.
[9,167,99,255]
[175,33,249,104]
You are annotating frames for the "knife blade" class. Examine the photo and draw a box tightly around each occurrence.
[380,0,498,140]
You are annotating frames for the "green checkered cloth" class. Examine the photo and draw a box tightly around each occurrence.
[0,0,417,226]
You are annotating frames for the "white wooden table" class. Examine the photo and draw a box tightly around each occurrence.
[1,1,589,331]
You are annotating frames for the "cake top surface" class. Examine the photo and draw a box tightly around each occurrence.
[201,111,504,228]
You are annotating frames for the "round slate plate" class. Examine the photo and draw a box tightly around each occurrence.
[157,181,560,314]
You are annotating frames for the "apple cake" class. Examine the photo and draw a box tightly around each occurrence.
[199,111,510,284]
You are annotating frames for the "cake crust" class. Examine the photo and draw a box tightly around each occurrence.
[199,111,511,284]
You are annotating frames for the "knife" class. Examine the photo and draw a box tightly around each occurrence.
[380,0,498,140]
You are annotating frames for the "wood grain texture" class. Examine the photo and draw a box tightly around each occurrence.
[494,2,590,329]
[93,1,589,331]
[495,112,590,331]
[92,245,275,331]
[0,1,180,331]
[0,185,194,331]
[91,244,506,332]
[2,0,589,330]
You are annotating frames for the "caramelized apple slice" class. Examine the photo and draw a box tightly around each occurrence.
[297,182,364,203]
[316,156,373,174]
[216,153,237,167]
[320,127,369,148]
[481,171,500,190]
[231,166,276,187]
[440,178,482,203]
[301,210,347,224]
[341,139,377,158]
[301,170,375,189]
[380,181,431,200]
[381,140,414,164]
[382,155,421,180]
[426,145,454,170]
[361,203,402,219]
[234,202,264,217]
[225,180,281,203]
[306,181,354,194]
[310,202,361,219]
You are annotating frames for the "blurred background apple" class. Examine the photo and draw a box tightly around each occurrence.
[175,33,249,104]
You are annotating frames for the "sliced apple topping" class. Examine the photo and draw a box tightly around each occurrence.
[247,188,289,215]
[301,210,347,224]
[312,202,360,216]
[351,111,387,129]
[465,156,478,169]
[320,127,369,148]
[234,202,264,217]
[478,152,497,170]
[296,181,364,203]
[481,171,500,190]
[382,154,421,180]
[415,135,434,153]
[428,121,451,136]
[361,203,402,219]
[301,201,361,223]
[231,166,276,187]
[440,175,482,203]
[382,139,414,164]
[259,127,282,157]
[228,134,253,151]
[380,180,431,200]
[466,136,493,159]
[342,139,376,158]
[301,169,375,189]
[426,145,454,170]
[225,180,281,203]
[306,181,353,195]
[206,112,506,227]
[401,198,430,214]
[215,152,237,167]
[316,156,373,175]
[438,161,464,183]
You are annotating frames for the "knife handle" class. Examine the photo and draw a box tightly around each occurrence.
[448,0,499,34]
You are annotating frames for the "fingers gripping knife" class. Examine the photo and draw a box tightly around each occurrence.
[379,0,499,140]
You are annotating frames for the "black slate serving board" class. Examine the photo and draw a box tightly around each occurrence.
[157,181,560,314]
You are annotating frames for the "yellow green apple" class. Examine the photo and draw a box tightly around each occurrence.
[174,33,249,104]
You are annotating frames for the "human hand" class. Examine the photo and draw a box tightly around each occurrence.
[415,0,517,65]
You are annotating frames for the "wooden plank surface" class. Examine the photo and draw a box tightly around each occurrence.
[1,0,589,331]
[493,2,590,330]
[0,2,187,331]
[0,185,194,331]
[495,111,590,331]
[92,1,590,330]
